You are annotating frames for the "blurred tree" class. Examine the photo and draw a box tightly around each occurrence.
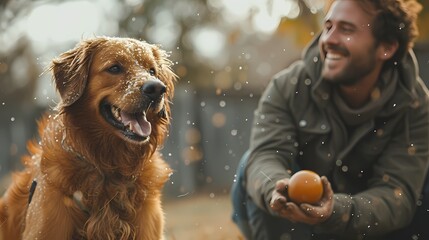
[0,0,428,191]
[1,0,428,95]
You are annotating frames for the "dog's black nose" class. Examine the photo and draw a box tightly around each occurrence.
[141,79,166,100]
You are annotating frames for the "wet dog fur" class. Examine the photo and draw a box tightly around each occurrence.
[0,36,176,240]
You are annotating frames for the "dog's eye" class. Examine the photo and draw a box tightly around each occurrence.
[149,68,156,76]
[107,65,123,74]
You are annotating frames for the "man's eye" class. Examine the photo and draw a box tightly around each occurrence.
[340,26,353,33]
[107,65,123,74]
[324,22,332,31]
[149,68,156,76]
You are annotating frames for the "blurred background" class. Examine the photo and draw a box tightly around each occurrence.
[1,0,428,239]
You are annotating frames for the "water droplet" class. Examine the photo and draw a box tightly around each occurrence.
[417,200,422,206]
[408,145,416,155]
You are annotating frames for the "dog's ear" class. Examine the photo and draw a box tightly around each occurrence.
[50,39,100,107]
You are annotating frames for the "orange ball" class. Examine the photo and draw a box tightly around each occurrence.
[287,170,323,204]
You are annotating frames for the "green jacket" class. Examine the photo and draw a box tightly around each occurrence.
[245,37,429,239]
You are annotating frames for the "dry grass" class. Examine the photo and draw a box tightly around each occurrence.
[163,193,244,240]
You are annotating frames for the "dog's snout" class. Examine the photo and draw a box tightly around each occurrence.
[141,79,166,100]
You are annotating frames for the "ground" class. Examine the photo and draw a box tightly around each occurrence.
[0,175,244,239]
[164,193,244,240]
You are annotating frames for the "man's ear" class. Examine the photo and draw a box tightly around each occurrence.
[49,39,100,107]
[378,40,399,61]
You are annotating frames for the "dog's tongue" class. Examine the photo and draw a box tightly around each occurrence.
[121,111,151,137]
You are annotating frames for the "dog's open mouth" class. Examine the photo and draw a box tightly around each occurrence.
[100,100,151,142]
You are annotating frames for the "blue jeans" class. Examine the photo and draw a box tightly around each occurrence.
[230,151,313,240]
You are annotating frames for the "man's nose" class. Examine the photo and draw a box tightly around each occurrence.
[321,27,340,45]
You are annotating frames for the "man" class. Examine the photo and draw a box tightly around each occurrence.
[231,0,429,239]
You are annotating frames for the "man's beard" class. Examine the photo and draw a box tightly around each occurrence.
[321,48,377,86]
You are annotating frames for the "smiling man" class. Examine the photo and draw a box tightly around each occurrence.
[231,0,429,239]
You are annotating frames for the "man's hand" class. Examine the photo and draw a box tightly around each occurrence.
[270,176,334,225]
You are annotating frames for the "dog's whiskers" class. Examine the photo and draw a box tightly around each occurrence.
[145,101,154,113]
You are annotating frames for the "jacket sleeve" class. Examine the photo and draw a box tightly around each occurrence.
[316,89,429,237]
[245,68,300,213]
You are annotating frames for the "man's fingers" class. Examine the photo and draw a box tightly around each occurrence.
[270,176,335,225]
[321,176,334,199]
[274,179,290,195]
[270,192,287,211]
[300,203,329,220]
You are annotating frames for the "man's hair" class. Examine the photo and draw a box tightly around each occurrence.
[369,0,422,63]
[328,0,423,62]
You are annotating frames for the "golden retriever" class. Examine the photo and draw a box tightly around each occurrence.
[0,36,176,240]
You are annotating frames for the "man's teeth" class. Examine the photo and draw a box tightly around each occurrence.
[326,52,342,60]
